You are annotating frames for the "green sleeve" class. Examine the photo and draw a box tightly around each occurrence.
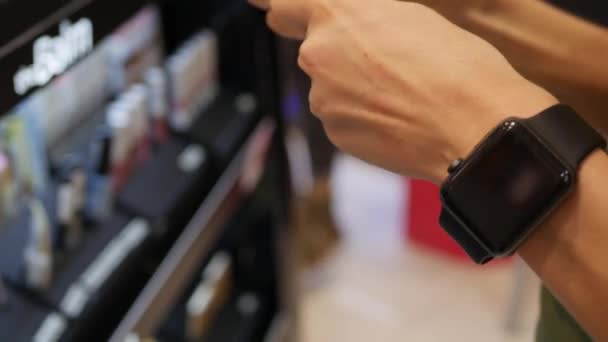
[536,287,592,342]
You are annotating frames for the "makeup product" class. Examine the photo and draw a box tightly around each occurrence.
[23,198,53,291]
[70,166,87,220]
[144,67,169,145]
[86,127,113,223]
[106,102,134,191]
[167,30,219,132]
[192,31,219,116]
[167,54,190,130]
[11,99,49,195]
[0,150,17,223]
[185,252,232,340]
[125,85,151,164]
[57,157,86,250]
[56,174,77,251]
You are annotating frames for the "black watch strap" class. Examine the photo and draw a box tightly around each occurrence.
[438,104,605,265]
[526,104,606,168]
[439,210,493,264]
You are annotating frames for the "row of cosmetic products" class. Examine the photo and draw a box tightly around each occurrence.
[167,30,219,132]
[20,66,170,293]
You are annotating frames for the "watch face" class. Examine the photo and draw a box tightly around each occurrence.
[441,120,573,255]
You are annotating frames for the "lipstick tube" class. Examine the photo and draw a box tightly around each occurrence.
[125,85,151,164]
[144,68,169,145]
[106,102,133,191]
[24,198,53,291]
[56,176,79,251]
[0,151,17,221]
[86,126,113,223]
[167,54,190,130]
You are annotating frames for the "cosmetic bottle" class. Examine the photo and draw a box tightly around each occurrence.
[12,99,49,194]
[125,85,151,164]
[194,31,219,116]
[86,127,113,223]
[144,68,170,145]
[58,157,87,249]
[56,173,79,251]
[0,151,17,223]
[107,103,132,191]
[70,165,87,221]
[23,197,53,291]
[167,54,190,130]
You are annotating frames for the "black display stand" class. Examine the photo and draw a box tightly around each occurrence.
[0,1,295,341]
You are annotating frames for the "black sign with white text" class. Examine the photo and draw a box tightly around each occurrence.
[0,0,150,115]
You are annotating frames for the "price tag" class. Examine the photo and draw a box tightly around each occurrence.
[60,284,90,318]
[33,313,67,342]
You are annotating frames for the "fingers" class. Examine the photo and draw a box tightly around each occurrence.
[247,0,270,10]
[248,0,313,40]
[266,11,307,40]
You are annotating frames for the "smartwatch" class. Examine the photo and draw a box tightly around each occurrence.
[439,104,606,264]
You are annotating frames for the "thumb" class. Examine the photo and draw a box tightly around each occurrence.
[266,0,314,40]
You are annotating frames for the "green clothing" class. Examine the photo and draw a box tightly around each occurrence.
[536,287,592,342]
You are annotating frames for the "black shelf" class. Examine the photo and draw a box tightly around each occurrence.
[0,0,152,115]
[110,118,276,341]
[0,287,55,342]
[0,1,294,340]
[117,138,213,239]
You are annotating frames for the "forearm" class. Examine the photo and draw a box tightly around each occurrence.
[519,150,608,340]
[459,0,608,133]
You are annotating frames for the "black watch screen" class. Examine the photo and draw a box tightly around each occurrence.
[440,120,573,255]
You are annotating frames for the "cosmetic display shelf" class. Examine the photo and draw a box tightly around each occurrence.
[110,117,276,341]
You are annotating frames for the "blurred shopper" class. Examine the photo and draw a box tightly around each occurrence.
[250,0,608,340]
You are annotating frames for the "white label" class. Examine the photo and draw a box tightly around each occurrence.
[81,240,128,291]
[57,184,74,223]
[119,219,150,250]
[33,313,67,342]
[80,220,149,291]
[14,18,94,95]
[178,145,206,173]
[186,283,214,315]
[203,252,231,283]
[60,284,90,318]
[125,333,141,342]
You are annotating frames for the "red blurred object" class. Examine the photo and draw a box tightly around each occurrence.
[406,179,471,261]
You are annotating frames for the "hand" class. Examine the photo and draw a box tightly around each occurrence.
[405,0,497,25]
[250,0,558,182]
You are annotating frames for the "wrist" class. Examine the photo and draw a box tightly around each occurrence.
[518,150,607,261]
[431,80,559,184]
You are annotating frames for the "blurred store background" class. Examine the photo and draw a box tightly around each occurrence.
[297,154,540,342]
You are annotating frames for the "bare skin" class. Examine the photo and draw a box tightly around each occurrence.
[249,0,608,338]
[412,0,608,134]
